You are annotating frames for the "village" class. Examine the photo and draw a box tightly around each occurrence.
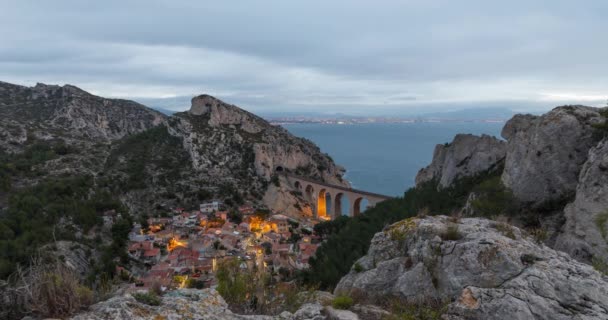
[112,200,323,292]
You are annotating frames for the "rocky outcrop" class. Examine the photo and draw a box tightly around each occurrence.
[501,106,603,206]
[415,134,506,188]
[161,94,348,214]
[555,139,608,263]
[263,175,314,218]
[0,81,165,152]
[0,80,347,216]
[335,216,608,320]
[70,288,325,320]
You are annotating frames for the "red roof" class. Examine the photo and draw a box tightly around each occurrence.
[143,248,160,257]
[129,241,154,252]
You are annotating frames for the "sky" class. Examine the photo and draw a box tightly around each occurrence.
[1,1,607,115]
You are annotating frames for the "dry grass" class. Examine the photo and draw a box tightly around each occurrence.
[1,256,94,319]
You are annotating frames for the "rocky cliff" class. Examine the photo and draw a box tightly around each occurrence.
[555,139,608,262]
[0,81,165,152]
[335,216,608,320]
[0,81,346,216]
[415,134,506,188]
[413,105,608,266]
[501,106,603,206]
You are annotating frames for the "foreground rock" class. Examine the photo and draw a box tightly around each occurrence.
[501,106,603,206]
[415,134,506,188]
[70,288,325,320]
[335,216,608,320]
[555,138,608,263]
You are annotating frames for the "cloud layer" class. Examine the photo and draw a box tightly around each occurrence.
[1,1,607,113]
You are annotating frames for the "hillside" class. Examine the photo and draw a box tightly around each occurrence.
[0,81,346,286]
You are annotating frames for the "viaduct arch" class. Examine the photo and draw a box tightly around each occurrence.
[280,172,392,219]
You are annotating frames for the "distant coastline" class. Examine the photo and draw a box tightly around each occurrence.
[270,117,507,126]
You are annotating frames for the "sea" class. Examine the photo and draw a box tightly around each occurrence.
[284,122,504,197]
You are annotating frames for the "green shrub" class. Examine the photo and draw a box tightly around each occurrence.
[385,298,448,320]
[470,176,515,217]
[353,263,364,273]
[133,291,161,306]
[332,295,354,310]
[592,256,608,276]
[595,211,608,240]
[494,222,516,239]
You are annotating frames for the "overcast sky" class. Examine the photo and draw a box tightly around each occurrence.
[1,1,607,114]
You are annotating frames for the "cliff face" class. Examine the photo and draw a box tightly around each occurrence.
[501,106,603,206]
[415,134,506,188]
[0,81,346,216]
[412,105,608,266]
[335,216,608,320]
[555,139,608,262]
[153,94,347,216]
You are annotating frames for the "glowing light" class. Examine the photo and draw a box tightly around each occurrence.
[167,237,186,252]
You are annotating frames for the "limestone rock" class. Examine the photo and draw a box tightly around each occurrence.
[170,94,349,214]
[415,134,506,188]
[323,306,359,320]
[70,288,326,320]
[555,138,608,263]
[501,106,603,205]
[335,216,608,320]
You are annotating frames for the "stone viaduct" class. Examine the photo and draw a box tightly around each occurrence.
[280,171,392,219]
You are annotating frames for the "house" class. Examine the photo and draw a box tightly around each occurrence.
[269,215,290,233]
[128,241,155,259]
[215,210,229,221]
[238,205,255,215]
[200,201,222,213]
[143,248,161,264]
[153,229,174,244]
[237,222,250,233]
[262,232,282,245]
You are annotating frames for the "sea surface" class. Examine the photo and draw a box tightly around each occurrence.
[285,122,504,197]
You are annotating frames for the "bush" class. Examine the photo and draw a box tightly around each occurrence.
[332,295,354,310]
[353,263,364,273]
[133,291,161,306]
[470,176,515,217]
[592,256,608,276]
[2,259,94,319]
[595,211,608,240]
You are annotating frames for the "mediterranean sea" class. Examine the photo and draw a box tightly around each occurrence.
[285,122,504,197]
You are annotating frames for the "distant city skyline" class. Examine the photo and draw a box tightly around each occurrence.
[1,1,607,114]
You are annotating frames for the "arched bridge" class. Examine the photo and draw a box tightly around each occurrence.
[280,172,392,220]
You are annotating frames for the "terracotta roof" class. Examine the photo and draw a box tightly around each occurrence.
[143,248,160,257]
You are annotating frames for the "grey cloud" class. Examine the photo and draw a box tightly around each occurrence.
[1,0,607,113]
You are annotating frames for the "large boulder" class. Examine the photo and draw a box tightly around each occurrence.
[335,216,608,320]
[501,106,603,206]
[70,288,325,320]
[555,138,608,263]
[415,134,506,188]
